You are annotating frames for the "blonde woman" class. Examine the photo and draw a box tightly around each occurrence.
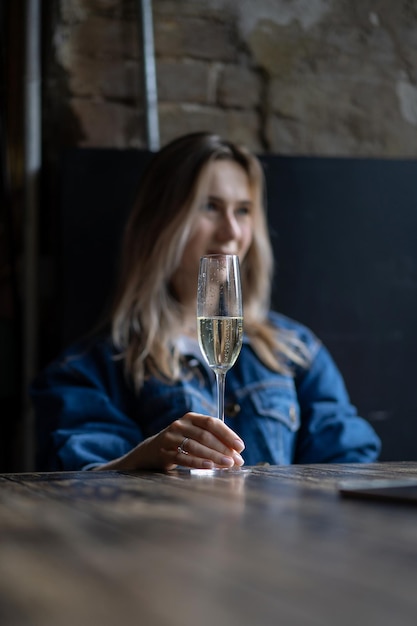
[31,132,380,471]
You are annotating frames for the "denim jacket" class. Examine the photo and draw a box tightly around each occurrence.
[30,312,381,470]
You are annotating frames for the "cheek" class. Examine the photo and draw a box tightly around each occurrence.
[196,223,211,240]
[241,223,254,253]
[187,219,212,245]
[180,231,208,268]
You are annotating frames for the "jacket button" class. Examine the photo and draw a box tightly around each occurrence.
[225,402,241,418]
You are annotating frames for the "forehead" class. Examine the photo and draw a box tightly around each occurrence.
[200,159,252,199]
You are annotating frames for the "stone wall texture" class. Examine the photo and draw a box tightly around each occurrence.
[45,0,417,156]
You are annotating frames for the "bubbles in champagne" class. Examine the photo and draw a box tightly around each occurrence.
[197,316,243,373]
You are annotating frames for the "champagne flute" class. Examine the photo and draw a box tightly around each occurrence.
[197,254,243,422]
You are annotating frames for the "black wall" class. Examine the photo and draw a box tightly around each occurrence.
[57,149,417,462]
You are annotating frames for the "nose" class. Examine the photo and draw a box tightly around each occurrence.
[217,211,241,241]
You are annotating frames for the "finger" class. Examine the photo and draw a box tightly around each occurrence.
[160,414,245,469]
[165,422,244,465]
[162,431,244,469]
[179,438,244,467]
[162,446,234,470]
[186,413,245,452]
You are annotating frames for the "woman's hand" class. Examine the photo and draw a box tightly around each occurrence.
[95,412,245,471]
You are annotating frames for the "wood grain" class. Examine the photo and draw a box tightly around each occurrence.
[1,463,417,626]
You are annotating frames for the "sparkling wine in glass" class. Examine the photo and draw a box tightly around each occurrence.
[197,254,243,421]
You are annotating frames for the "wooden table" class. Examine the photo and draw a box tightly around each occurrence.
[1,463,417,626]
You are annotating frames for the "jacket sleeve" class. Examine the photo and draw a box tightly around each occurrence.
[30,343,142,471]
[294,341,381,463]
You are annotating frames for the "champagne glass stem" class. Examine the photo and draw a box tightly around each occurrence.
[215,371,226,421]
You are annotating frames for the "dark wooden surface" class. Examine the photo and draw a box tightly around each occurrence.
[1,463,417,626]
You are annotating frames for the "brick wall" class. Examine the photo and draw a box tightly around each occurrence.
[45,0,417,156]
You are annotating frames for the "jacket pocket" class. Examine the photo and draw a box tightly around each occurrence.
[232,378,300,464]
[239,379,300,431]
[250,381,300,431]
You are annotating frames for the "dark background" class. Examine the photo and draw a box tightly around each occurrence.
[55,149,417,462]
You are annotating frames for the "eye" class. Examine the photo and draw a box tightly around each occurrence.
[236,204,251,217]
[202,199,219,213]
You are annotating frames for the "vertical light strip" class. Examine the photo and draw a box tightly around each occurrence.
[22,0,41,470]
[138,0,160,151]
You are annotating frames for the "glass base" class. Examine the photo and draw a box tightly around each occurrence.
[188,467,251,477]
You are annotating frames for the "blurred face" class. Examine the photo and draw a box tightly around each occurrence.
[171,159,254,308]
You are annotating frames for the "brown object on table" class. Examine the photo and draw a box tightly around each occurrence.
[1,462,417,626]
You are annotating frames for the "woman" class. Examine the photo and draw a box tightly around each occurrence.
[31,132,381,471]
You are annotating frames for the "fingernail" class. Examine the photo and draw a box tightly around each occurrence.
[233,452,244,466]
[202,460,214,469]
[233,439,245,452]
[221,456,234,467]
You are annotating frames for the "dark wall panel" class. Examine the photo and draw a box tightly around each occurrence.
[59,149,151,347]
[262,156,417,462]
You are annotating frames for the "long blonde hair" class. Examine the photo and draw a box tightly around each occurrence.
[111,132,308,389]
